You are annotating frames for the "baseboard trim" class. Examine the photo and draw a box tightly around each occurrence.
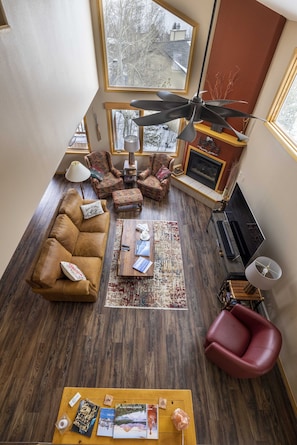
[277,358,297,418]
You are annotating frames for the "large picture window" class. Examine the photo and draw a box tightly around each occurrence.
[267,48,297,160]
[105,103,181,156]
[98,0,197,92]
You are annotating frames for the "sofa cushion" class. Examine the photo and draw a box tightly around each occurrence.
[49,214,79,253]
[60,261,86,281]
[32,238,72,288]
[73,256,102,290]
[80,200,104,219]
[58,188,84,227]
[74,232,107,258]
[80,210,110,233]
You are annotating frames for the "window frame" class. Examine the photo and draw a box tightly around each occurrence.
[98,0,198,93]
[105,102,181,157]
[66,118,91,155]
[266,48,297,160]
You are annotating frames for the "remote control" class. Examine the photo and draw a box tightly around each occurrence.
[69,392,81,407]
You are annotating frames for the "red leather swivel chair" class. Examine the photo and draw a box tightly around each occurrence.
[204,304,282,378]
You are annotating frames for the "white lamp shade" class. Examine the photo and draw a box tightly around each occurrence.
[124,135,139,153]
[65,161,91,183]
[245,256,282,290]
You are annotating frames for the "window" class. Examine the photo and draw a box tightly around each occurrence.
[105,103,181,156]
[67,118,90,154]
[267,48,297,159]
[98,0,197,92]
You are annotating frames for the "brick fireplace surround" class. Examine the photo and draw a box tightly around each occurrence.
[172,124,247,208]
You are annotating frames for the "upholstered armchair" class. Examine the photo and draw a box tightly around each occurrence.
[204,304,282,378]
[85,151,124,199]
[137,153,174,201]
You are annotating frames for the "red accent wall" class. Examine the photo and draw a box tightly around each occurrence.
[203,0,285,133]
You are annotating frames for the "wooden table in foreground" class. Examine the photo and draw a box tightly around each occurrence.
[52,387,196,445]
[117,219,154,277]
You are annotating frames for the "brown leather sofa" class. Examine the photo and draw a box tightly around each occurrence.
[27,188,110,302]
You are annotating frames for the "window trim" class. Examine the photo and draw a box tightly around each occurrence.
[98,0,198,93]
[104,102,181,157]
[66,118,91,155]
[266,48,297,160]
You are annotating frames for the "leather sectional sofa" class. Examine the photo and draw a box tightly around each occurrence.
[27,188,110,302]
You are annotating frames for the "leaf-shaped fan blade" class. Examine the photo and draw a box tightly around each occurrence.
[133,103,193,127]
[157,91,189,103]
[133,112,172,126]
[130,99,187,112]
[206,104,265,121]
[177,115,197,142]
[205,99,247,106]
[200,106,249,141]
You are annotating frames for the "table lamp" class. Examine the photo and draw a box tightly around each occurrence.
[124,135,139,166]
[65,160,91,199]
[244,256,282,294]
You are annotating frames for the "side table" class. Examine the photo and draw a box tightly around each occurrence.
[218,279,264,310]
[123,160,137,186]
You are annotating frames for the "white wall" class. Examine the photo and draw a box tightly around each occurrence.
[238,20,297,406]
[0,0,99,277]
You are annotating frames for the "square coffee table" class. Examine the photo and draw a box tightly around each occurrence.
[117,219,154,277]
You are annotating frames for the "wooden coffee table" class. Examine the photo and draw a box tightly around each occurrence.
[52,387,196,445]
[117,219,154,277]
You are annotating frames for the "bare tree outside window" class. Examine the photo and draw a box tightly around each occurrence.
[99,0,197,91]
[275,74,297,145]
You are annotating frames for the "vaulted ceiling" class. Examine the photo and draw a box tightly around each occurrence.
[257,0,297,21]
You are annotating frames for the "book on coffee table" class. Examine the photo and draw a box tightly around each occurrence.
[97,407,115,437]
[71,399,99,437]
[113,403,158,439]
[135,240,150,256]
[132,256,153,274]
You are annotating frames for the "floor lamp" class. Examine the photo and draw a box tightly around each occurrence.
[65,161,91,199]
[244,256,282,294]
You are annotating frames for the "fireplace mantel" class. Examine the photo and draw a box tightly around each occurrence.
[172,124,247,208]
[183,124,247,192]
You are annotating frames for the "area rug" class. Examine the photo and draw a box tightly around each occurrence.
[105,220,187,309]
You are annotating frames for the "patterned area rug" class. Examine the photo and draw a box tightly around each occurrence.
[105,220,187,309]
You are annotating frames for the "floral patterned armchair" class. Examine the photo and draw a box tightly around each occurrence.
[137,153,174,201]
[85,151,124,198]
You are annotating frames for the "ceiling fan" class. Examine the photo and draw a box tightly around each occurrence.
[130,0,263,142]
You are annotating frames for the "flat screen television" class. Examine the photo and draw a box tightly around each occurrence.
[224,183,265,266]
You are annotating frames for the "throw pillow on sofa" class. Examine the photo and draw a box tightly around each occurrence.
[156,165,171,182]
[80,200,104,219]
[60,261,86,281]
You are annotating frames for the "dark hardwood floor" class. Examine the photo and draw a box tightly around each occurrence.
[0,175,296,444]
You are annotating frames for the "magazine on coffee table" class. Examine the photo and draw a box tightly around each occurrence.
[135,240,150,256]
[113,403,158,439]
[132,256,153,273]
[97,407,115,437]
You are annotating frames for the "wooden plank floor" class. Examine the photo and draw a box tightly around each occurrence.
[0,175,296,444]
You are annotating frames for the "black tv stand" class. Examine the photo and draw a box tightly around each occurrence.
[207,211,245,284]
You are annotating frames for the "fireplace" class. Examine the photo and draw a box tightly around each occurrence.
[186,148,224,190]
